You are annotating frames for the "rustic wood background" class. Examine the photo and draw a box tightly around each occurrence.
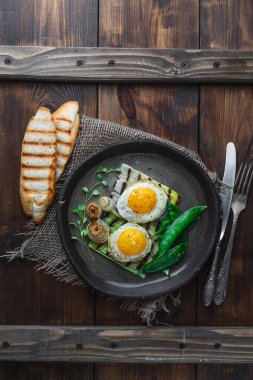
[0,0,253,378]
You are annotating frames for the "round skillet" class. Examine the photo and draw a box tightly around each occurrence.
[57,140,220,299]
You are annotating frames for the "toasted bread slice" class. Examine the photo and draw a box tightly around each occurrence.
[20,107,56,224]
[52,101,80,181]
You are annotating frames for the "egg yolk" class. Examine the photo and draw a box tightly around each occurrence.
[117,228,147,256]
[128,187,157,214]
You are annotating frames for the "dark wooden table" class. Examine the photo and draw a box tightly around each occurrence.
[1,0,253,379]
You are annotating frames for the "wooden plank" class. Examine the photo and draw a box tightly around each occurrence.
[1,326,253,363]
[0,0,98,46]
[1,47,253,83]
[94,363,194,380]
[196,364,253,380]
[198,1,253,326]
[198,0,253,378]
[0,363,95,380]
[96,0,199,378]
[0,0,98,379]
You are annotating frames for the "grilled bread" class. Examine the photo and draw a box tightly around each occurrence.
[20,107,56,224]
[52,101,80,180]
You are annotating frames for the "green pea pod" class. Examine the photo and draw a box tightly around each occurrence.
[156,204,182,237]
[141,243,187,274]
[175,230,189,246]
[159,206,207,255]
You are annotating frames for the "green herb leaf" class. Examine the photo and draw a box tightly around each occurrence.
[71,236,86,246]
[82,216,87,224]
[115,168,122,173]
[77,204,86,212]
[97,173,104,180]
[69,222,78,229]
[82,186,89,193]
[77,220,81,226]
[93,189,100,196]
[102,180,108,187]
[72,208,80,215]
[81,229,88,238]
[101,168,108,173]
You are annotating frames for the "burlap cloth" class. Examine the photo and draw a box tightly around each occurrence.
[7,114,218,325]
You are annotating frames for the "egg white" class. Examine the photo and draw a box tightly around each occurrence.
[108,223,152,263]
[116,180,168,223]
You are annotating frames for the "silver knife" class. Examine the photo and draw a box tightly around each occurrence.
[202,142,236,306]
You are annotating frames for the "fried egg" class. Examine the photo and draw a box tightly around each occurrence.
[116,180,168,223]
[108,223,152,262]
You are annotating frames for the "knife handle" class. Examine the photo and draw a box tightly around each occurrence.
[214,215,238,305]
[202,243,221,306]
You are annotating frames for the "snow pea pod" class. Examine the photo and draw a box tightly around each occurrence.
[156,204,182,237]
[141,243,187,274]
[159,206,207,255]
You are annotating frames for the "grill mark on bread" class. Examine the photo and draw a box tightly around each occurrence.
[22,141,55,146]
[56,127,71,133]
[56,152,69,158]
[25,131,55,134]
[22,164,55,170]
[21,153,56,158]
[22,142,55,147]
[126,168,131,181]
[22,188,54,195]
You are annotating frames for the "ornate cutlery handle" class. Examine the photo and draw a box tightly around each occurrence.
[214,215,238,305]
[202,243,221,306]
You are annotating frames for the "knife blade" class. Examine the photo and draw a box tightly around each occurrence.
[202,142,236,306]
[219,142,236,241]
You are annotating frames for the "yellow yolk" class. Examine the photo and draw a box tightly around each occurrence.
[128,187,157,214]
[117,228,147,256]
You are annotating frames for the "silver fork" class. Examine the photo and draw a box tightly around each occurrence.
[214,163,253,305]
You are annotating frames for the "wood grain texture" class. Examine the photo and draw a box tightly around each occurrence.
[198,1,253,327]
[98,84,198,147]
[95,364,194,380]
[200,1,253,50]
[99,0,199,48]
[0,362,94,380]
[1,47,253,83]
[1,326,253,363]
[198,2,253,379]
[0,1,98,379]
[0,0,97,47]
[196,364,253,380]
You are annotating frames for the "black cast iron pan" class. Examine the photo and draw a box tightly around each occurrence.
[57,140,220,299]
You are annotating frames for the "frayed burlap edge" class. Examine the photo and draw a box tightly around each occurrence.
[4,114,218,325]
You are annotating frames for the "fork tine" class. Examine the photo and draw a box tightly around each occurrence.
[245,164,253,197]
[234,163,242,191]
[242,163,251,194]
[235,163,245,193]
